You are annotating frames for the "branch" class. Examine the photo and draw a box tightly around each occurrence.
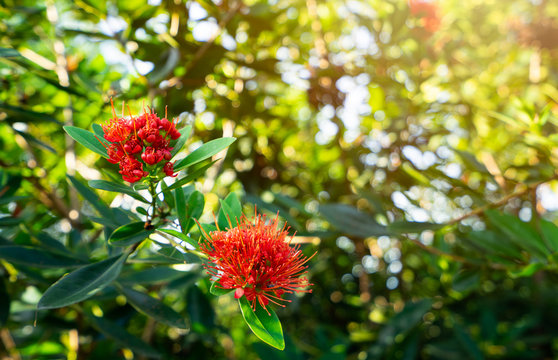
[448,176,557,225]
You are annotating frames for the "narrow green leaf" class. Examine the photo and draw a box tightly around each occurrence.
[109,222,153,247]
[0,48,20,57]
[88,180,149,204]
[210,281,233,296]
[0,195,29,206]
[387,221,445,235]
[170,125,192,158]
[165,160,217,192]
[509,262,545,278]
[184,191,205,233]
[63,126,109,158]
[319,204,388,238]
[0,246,85,268]
[136,206,149,216]
[486,210,549,259]
[173,137,236,171]
[217,192,243,230]
[0,217,22,227]
[91,123,105,139]
[186,286,215,333]
[466,230,524,259]
[67,175,114,221]
[451,270,480,293]
[88,315,161,358]
[120,286,188,329]
[158,228,198,249]
[238,296,285,350]
[197,223,217,241]
[539,219,558,252]
[156,246,201,264]
[175,187,187,232]
[0,102,60,124]
[38,253,128,309]
[119,267,185,285]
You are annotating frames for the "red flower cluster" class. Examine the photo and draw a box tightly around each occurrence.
[100,102,181,183]
[409,0,441,33]
[200,214,314,312]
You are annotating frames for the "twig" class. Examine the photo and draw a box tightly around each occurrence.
[0,328,21,360]
[448,176,558,225]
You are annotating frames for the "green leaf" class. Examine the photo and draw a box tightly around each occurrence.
[466,230,524,259]
[38,253,128,309]
[67,175,114,221]
[88,180,149,203]
[485,210,549,259]
[158,228,198,249]
[239,296,284,350]
[173,137,236,171]
[319,204,388,238]
[120,286,188,329]
[175,187,187,232]
[109,222,153,247]
[165,160,217,192]
[509,262,545,278]
[0,246,85,268]
[63,126,109,158]
[451,270,480,293]
[0,195,29,206]
[180,190,205,233]
[217,192,243,230]
[0,48,20,57]
[156,246,201,264]
[539,219,558,252]
[88,315,161,358]
[0,102,60,124]
[119,267,185,285]
[197,223,217,241]
[186,285,215,333]
[0,217,23,227]
[91,123,105,139]
[387,221,445,235]
[210,281,234,296]
[170,125,192,158]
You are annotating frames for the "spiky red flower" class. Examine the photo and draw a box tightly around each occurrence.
[97,100,181,183]
[199,214,314,311]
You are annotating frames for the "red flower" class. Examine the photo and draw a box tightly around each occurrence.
[163,161,176,177]
[97,100,181,183]
[199,214,314,312]
[119,156,147,183]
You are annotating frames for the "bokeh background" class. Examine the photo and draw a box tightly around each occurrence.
[2,0,558,358]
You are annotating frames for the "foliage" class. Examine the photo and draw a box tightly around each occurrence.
[2,0,558,359]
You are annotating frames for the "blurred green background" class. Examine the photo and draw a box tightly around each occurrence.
[3,0,558,358]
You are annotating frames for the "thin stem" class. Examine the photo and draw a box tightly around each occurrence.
[148,179,157,225]
[448,175,558,225]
